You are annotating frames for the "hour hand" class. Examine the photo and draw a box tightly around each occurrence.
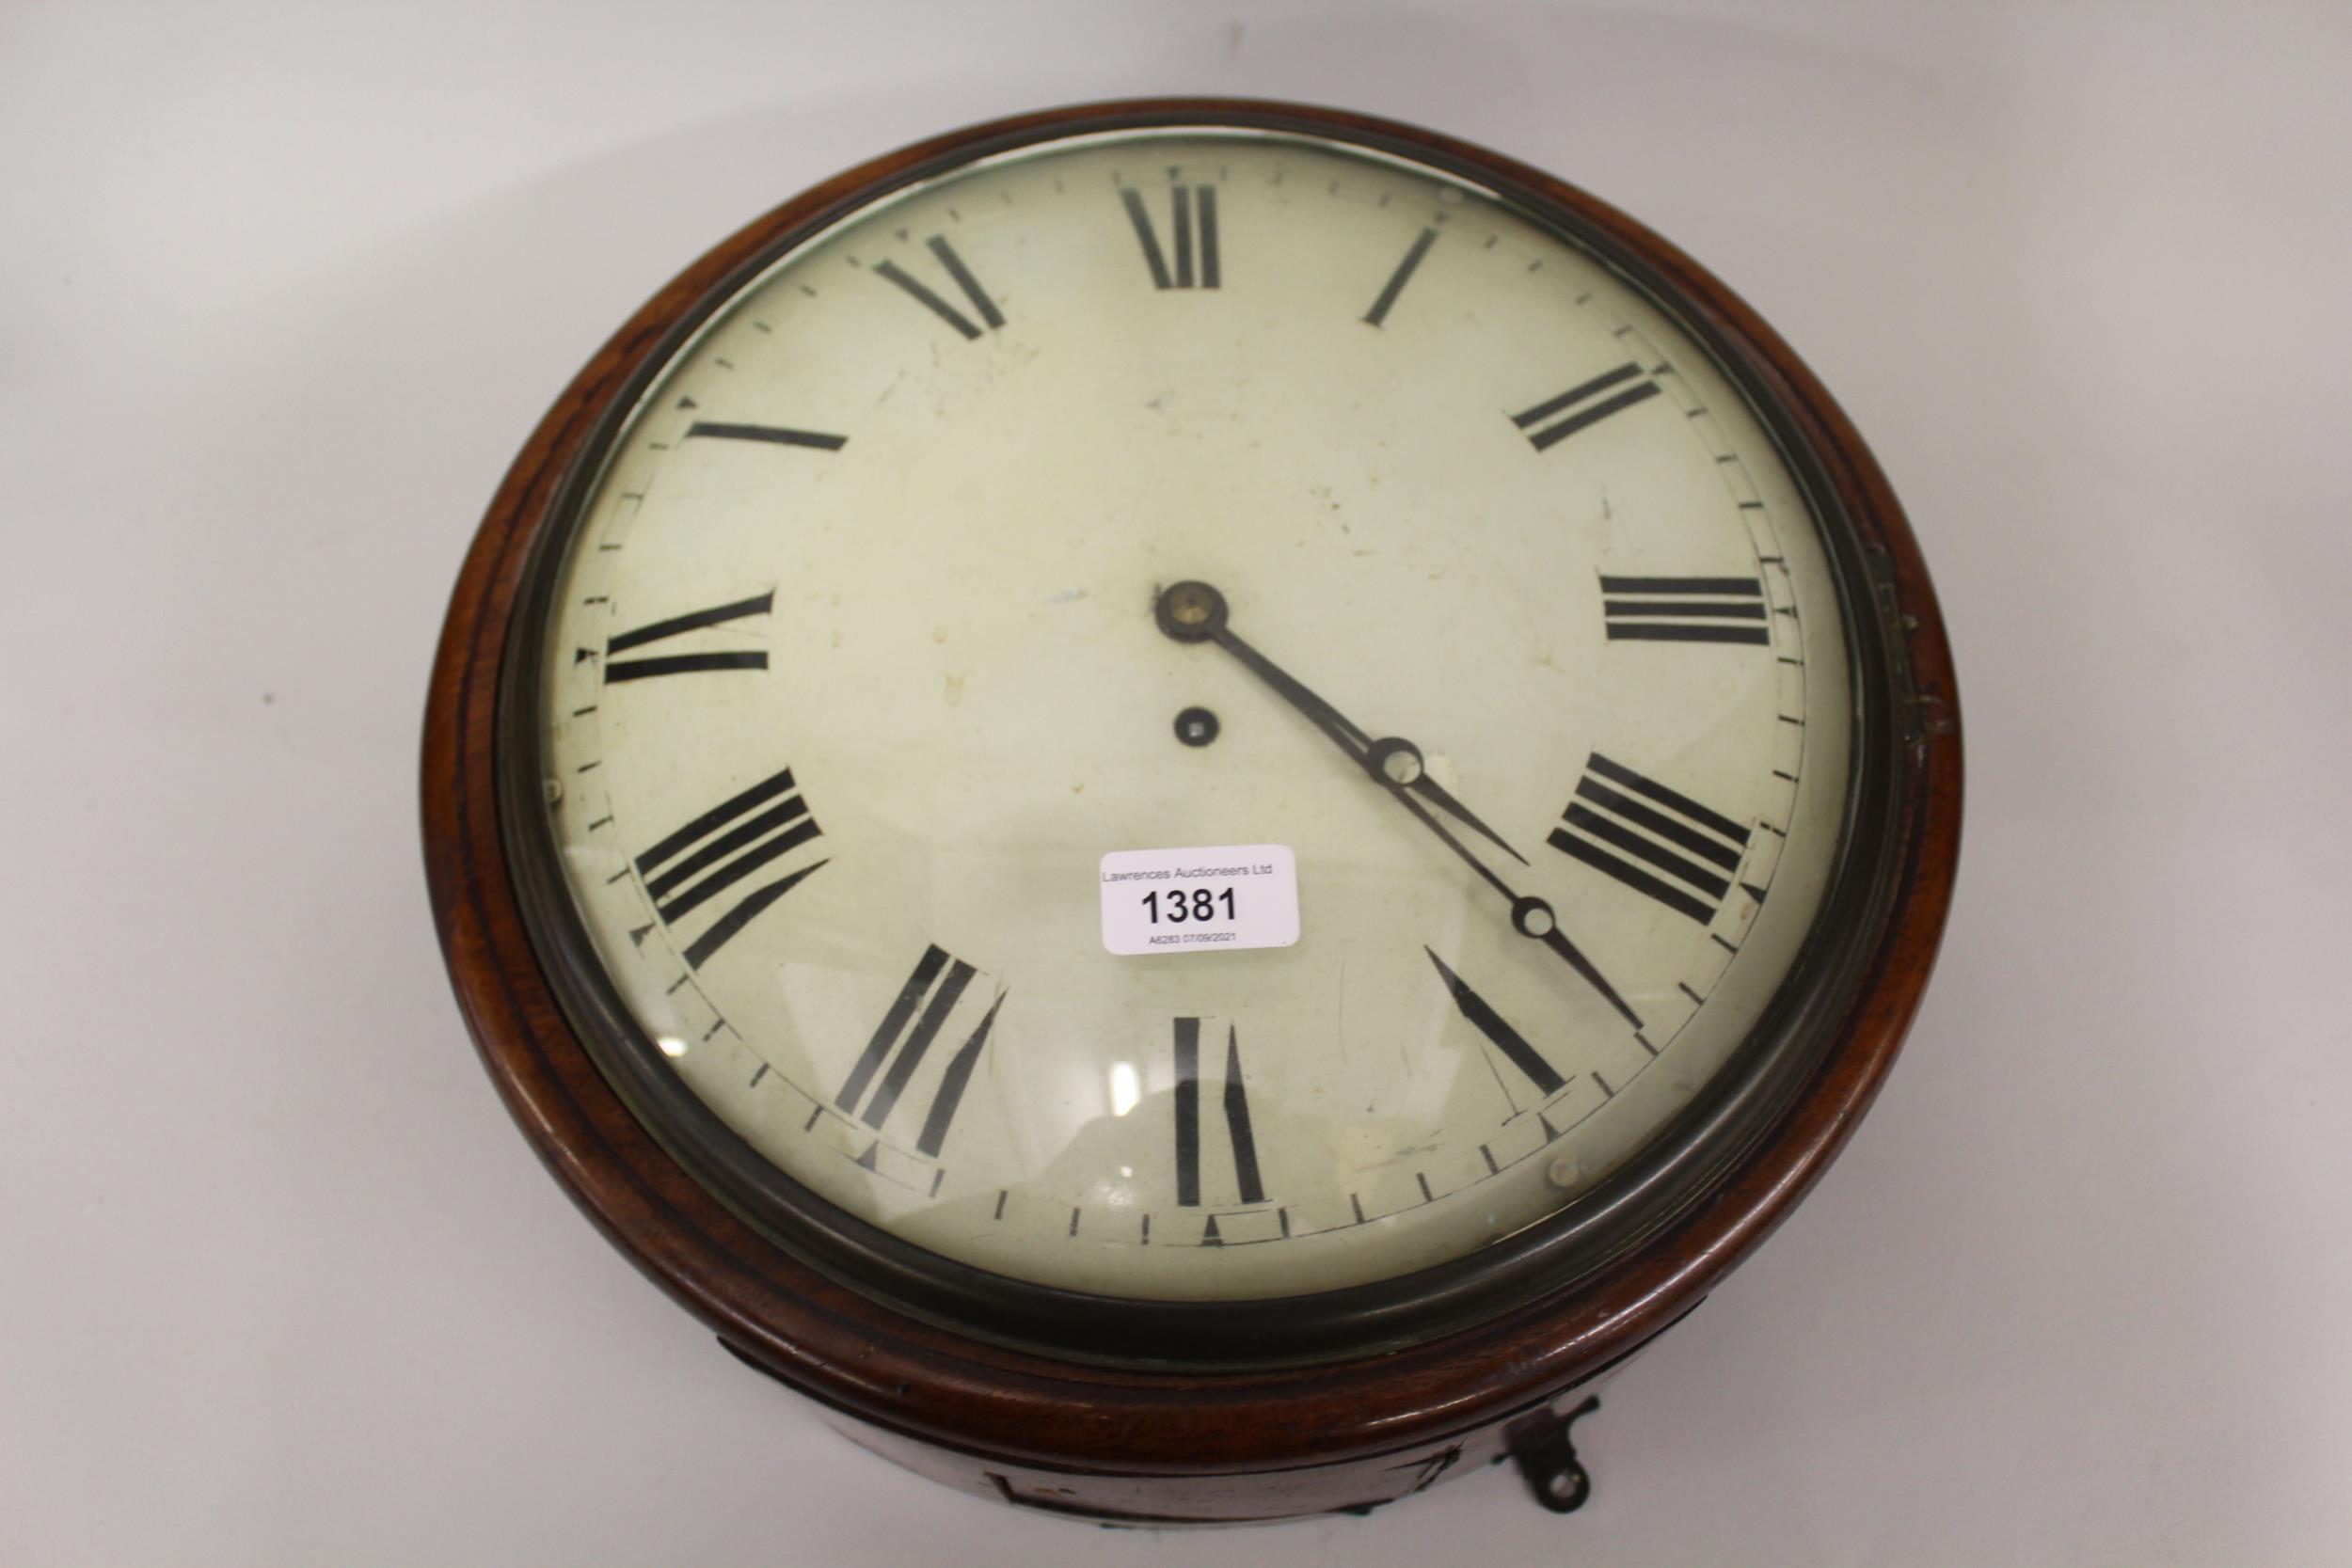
[1155,580,1637,1031]
[1154,581,1528,866]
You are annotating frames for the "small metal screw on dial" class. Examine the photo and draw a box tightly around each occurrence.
[1174,706,1221,747]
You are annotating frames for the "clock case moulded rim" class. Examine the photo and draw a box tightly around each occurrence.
[426,98,1960,1447]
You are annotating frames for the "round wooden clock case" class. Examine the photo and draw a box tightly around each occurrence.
[421,99,1961,1524]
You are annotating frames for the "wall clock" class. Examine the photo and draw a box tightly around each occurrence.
[422,98,1960,1525]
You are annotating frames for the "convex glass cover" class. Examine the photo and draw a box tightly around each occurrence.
[520,126,1855,1318]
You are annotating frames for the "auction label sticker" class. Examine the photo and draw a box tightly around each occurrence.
[1099,845,1299,956]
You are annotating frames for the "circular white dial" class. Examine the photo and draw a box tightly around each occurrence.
[531,129,1853,1302]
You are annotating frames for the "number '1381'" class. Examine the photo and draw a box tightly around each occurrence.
[1141,886,1237,925]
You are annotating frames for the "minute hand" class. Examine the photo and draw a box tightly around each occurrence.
[1153,581,1643,1031]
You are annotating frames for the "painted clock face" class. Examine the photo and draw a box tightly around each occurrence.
[525,127,1854,1306]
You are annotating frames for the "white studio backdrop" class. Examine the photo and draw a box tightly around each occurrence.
[4,2,2348,1562]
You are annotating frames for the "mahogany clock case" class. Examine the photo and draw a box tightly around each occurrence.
[421,99,1961,1516]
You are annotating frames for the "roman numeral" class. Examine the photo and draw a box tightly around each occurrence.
[1120,184,1220,290]
[836,945,1004,1158]
[635,767,825,967]
[1511,363,1660,451]
[1172,1019,1263,1208]
[684,421,848,451]
[874,235,1004,341]
[1362,227,1438,326]
[604,591,771,682]
[1424,949,1565,1096]
[1600,576,1769,645]
[1549,753,1751,925]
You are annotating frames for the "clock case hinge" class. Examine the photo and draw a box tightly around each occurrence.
[1865,542,1949,751]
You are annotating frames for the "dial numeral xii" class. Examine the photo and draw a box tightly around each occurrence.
[1121,185,1220,290]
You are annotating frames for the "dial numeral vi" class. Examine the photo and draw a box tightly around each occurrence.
[1173,1019,1263,1211]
